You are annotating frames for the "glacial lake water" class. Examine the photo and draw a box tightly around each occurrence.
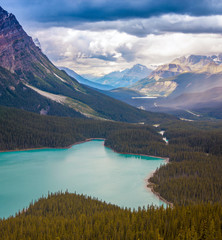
[0,140,166,219]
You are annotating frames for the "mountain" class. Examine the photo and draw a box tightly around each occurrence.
[96,55,222,119]
[94,69,129,87]
[131,55,222,97]
[59,67,114,90]
[0,6,172,123]
[94,64,152,88]
[154,73,222,110]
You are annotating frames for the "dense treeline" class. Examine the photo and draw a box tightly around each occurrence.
[150,121,222,204]
[105,120,222,158]
[1,105,222,238]
[150,155,222,205]
[0,192,222,240]
[105,129,167,156]
[0,105,162,151]
[163,121,222,156]
[104,120,222,204]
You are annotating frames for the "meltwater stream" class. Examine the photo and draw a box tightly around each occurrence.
[0,140,166,218]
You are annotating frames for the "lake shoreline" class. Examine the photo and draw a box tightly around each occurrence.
[104,145,173,207]
[0,138,173,207]
[104,145,169,161]
[145,160,173,207]
[0,138,106,153]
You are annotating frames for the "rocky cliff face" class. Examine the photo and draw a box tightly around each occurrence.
[0,6,43,73]
[147,55,222,81]
[0,6,84,94]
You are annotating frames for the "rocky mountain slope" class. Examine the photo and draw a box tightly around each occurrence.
[0,6,167,123]
[130,55,222,98]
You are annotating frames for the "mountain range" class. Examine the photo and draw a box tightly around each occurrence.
[0,5,220,122]
[102,55,222,119]
[130,55,222,97]
[93,64,152,88]
[0,6,170,123]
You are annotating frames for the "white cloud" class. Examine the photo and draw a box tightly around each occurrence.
[30,28,139,75]
[29,26,222,76]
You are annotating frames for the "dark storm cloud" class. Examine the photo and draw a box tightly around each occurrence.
[71,15,222,37]
[117,44,138,62]
[2,0,222,24]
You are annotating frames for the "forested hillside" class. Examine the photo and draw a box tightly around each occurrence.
[105,120,222,204]
[0,192,221,240]
[0,105,162,151]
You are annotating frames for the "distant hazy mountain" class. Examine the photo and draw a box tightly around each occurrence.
[130,55,222,97]
[0,6,163,123]
[100,55,222,119]
[155,72,222,109]
[94,64,152,88]
[59,67,114,90]
[148,55,222,81]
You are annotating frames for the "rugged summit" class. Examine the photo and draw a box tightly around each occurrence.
[131,54,222,97]
[148,55,222,81]
[0,6,51,76]
[124,55,222,116]
[0,6,80,89]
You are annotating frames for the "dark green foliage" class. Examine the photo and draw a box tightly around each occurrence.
[0,67,84,117]
[105,128,167,156]
[1,106,222,238]
[148,121,222,205]
[195,105,222,119]
[0,192,222,240]
[150,156,222,205]
[0,105,162,151]
[104,119,222,205]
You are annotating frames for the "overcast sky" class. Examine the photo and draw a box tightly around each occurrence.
[2,0,222,76]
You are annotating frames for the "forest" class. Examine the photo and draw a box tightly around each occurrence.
[0,105,162,150]
[0,105,222,238]
[0,192,221,240]
[105,120,222,204]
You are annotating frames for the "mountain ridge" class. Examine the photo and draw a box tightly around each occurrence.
[101,55,222,119]
[129,54,222,98]
[59,67,114,90]
[0,6,170,123]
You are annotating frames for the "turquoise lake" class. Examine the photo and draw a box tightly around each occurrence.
[0,140,166,219]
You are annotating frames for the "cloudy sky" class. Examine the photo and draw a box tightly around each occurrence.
[2,0,222,76]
